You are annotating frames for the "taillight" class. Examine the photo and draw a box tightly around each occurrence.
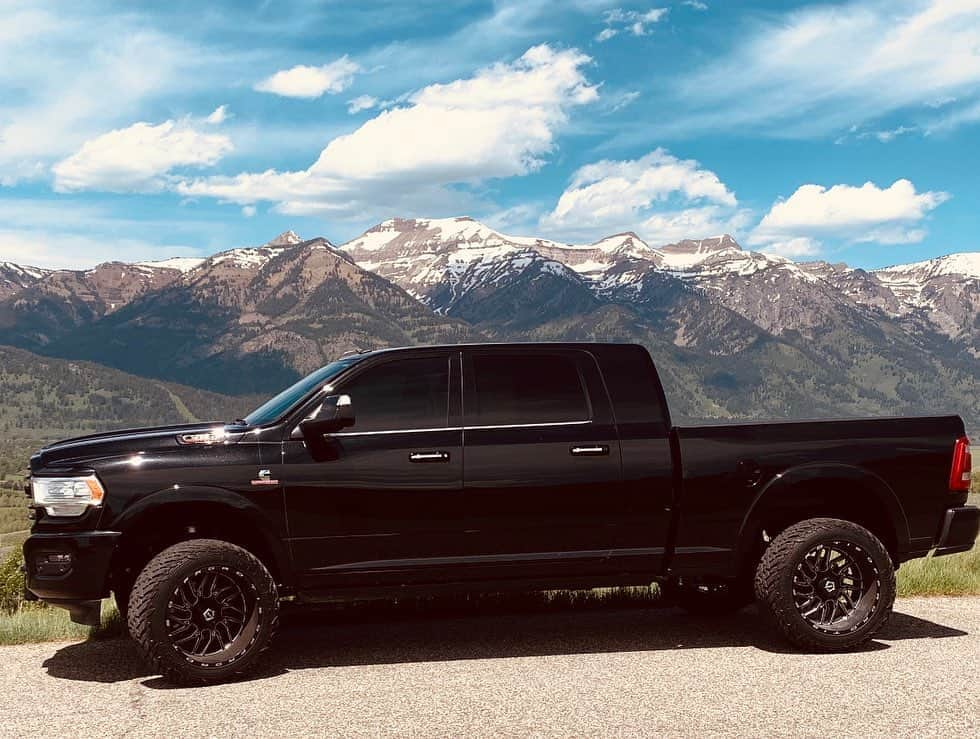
[949,436,972,492]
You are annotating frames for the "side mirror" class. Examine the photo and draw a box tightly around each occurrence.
[295,395,354,461]
[298,394,354,438]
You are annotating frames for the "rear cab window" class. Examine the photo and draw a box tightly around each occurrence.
[466,351,596,427]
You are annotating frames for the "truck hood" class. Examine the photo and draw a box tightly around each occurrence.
[31,422,245,470]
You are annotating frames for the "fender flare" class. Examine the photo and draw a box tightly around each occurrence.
[735,462,911,566]
[110,485,292,584]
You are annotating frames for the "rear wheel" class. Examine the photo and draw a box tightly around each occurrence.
[754,518,895,651]
[128,539,279,685]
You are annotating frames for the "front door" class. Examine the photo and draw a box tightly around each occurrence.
[461,348,625,580]
[282,351,465,590]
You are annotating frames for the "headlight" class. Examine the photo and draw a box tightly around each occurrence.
[31,474,105,517]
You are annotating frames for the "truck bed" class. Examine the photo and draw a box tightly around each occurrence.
[668,414,967,576]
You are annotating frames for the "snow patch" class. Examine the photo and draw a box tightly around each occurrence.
[136,257,206,273]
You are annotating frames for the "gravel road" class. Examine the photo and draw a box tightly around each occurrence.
[1,596,978,737]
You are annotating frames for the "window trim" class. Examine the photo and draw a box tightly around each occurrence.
[330,418,592,437]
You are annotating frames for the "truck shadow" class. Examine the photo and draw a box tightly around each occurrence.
[41,604,968,687]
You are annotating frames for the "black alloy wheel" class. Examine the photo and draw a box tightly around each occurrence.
[790,540,880,634]
[755,517,896,651]
[165,567,259,664]
[128,539,279,684]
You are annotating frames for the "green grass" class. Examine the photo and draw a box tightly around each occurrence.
[0,528,29,556]
[0,547,123,645]
[895,491,979,597]
[0,505,29,535]
[0,601,122,646]
[897,545,980,597]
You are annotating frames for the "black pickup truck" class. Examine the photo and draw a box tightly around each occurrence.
[24,342,978,684]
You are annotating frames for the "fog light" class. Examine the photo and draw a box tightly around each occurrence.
[35,552,73,576]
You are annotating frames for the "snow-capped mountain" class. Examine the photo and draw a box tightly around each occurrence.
[792,253,979,353]
[0,261,50,299]
[0,221,975,425]
[872,254,979,349]
[340,218,978,352]
[340,217,663,307]
[203,230,307,271]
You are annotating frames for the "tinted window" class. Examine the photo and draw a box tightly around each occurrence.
[596,345,666,424]
[340,356,449,432]
[244,356,361,426]
[471,353,589,426]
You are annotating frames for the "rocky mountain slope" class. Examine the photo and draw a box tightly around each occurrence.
[0,262,49,300]
[36,232,474,393]
[0,260,186,348]
[338,217,978,424]
[0,221,975,425]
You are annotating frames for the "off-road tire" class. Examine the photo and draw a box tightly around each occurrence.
[128,539,279,685]
[754,518,895,651]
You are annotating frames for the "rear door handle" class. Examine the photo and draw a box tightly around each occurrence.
[409,451,450,463]
[570,445,609,457]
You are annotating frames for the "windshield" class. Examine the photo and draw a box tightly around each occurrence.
[242,356,362,427]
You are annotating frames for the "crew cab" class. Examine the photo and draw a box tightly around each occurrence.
[23,343,978,684]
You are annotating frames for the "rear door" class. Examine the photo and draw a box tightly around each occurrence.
[460,347,627,579]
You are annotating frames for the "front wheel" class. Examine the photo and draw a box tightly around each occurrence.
[128,539,279,685]
[754,518,895,651]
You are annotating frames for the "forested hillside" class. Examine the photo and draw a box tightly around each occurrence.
[0,345,261,490]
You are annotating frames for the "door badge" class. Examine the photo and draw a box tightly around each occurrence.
[251,469,279,486]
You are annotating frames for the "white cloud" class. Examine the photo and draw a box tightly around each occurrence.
[764,237,821,258]
[241,205,256,218]
[178,45,597,220]
[347,95,379,114]
[52,117,232,193]
[0,13,199,185]
[540,148,739,241]
[0,198,218,269]
[873,125,916,143]
[597,7,669,41]
[926,98,980,134]
[607,90,640,113]
[683,1,708,10]
[670,0,980,137]
[750,179,950,249]
[205,105,229,124]
[484,203,546,235]
[254,57,360,98]
[640,206,753,245]
[0,228,200,270]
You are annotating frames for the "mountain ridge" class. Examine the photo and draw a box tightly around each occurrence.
[0,219,975,426]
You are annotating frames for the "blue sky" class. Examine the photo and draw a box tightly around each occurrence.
[1,0,979,269]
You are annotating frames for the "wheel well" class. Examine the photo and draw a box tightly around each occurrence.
[738,480,900,578]
[110,502,285,595]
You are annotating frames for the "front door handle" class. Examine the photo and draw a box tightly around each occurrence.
[409,451,450,463]
[570,445,610,457]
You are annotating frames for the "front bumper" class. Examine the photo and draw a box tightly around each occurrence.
[22,531,120,625]
[934,506,980,557]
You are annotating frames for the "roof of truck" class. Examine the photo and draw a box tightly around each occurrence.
[344,342,646,357]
